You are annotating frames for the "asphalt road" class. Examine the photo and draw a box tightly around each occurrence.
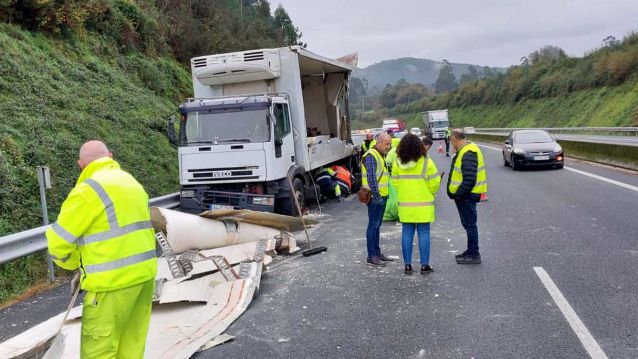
[2,144,637,358]
[478,132,638,147]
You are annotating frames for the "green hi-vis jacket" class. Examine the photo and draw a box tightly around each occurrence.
[391,156,440,223]
[46,157,157,292]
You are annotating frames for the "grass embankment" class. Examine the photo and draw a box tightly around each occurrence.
[0,24,191,303]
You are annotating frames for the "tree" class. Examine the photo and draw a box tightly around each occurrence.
[528,45,567,65]
[460,65,480,84]
[603,35,620,47]
[274,5,304,47]
[435,60,458,94]
[482,66,496,78]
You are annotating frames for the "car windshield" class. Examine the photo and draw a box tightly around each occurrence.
[515,131,553,144]
[183,108,270,145]
[431,121,448,128]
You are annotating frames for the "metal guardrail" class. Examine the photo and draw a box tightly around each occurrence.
[474,127,638,136]
[0,192,180,265]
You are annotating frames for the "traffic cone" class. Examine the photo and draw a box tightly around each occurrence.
[480,192,489,202]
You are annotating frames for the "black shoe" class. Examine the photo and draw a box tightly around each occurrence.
[456,254,482,264]
[420,265,433,274]
[379,254,395,262]
[404,264,413,275]
[454,250,469,259]
[367,256,386,267]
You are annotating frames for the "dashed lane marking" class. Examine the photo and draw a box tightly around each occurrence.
[534,267,608,359]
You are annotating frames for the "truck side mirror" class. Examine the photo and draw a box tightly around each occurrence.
[167,115,177,146]
[275,138,283,147]
[504,140,510,145]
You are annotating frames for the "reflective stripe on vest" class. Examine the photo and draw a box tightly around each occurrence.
[73,180,154,246]
[398,201,434,207]
[361,149,389,196]
[448,143,488,195]
[84,249,156,274]
[51,222,78,244]
[49,252,71,263]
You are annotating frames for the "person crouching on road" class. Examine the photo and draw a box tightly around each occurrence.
[391,134,440,275]
[362,133,394,267]
[46,140,157,358]
[447,129,488,264]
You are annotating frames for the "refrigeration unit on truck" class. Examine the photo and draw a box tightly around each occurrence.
[167,46,360,215]
[423,109,450,140]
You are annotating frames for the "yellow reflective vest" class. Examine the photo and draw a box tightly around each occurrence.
[361,148,389,197]
[46,157,157,292]
[362,139,375,153]
[448,142,488,195]
[391,156,440,223]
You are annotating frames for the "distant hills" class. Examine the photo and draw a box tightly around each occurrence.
[353,57,504,91]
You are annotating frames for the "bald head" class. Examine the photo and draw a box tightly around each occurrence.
[374,133,392,155]
[78,140,112,169]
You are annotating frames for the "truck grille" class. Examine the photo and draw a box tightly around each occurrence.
[187,166,259,183]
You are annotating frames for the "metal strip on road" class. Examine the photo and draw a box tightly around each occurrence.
[534,267,608,359]
[477,144,638,193]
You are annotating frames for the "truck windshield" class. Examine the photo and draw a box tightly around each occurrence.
[183,108,270,145]
[431,121,449,128]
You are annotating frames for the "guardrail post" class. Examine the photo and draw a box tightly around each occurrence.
[37,166,55,282]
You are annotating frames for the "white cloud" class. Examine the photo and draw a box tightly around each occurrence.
[277,0,638,67]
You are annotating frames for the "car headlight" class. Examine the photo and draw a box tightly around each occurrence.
[513,147,526,155]
[181,190,195,198]
[553,145,562,153]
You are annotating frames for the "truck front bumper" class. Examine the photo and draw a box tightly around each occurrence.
[180,188,275,214]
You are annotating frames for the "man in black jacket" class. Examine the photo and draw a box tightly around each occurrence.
[447,129,483,264]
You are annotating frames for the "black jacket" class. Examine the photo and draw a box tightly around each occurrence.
[447,150,481,202]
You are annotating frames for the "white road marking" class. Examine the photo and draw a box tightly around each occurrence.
[477,144,638,193]
[534,267,608,359]
[563,167,638,193]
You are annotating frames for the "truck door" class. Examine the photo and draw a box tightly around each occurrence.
[272,101,295,177]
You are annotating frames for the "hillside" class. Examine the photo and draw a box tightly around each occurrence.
[353,57,503,90]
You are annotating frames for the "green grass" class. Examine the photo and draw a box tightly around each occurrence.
[0,24,192,302]
[447,81,638,128]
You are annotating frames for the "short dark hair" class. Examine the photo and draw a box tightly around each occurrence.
[397,133,425,163]
[450,129,466,140]
[421,136,433,147]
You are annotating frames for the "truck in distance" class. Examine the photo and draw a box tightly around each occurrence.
[423,109,449,140]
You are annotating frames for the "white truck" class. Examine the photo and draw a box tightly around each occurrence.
[423,109,450,140]
[167,46,360,215]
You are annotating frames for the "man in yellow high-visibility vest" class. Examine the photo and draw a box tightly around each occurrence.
[46,140,157,358]
[361,133,393,267]
[446,129,487,264]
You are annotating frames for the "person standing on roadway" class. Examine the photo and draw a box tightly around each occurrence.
[447,129,488,264]
[46,140,157,358]
[361,132,375,153]
[392,134,440,275]
[444,127,452,157]
[362,133,394,267]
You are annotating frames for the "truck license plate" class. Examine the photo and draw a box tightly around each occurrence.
[534,155,550,161]
[209,204,233,210]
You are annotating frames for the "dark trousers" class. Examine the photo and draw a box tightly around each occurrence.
[445,138,450,154]
[454,197,479,255]
[366,197,387,259]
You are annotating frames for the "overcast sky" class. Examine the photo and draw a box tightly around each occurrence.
[277,0,638,68]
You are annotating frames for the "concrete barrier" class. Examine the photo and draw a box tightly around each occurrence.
[469,134,638,171]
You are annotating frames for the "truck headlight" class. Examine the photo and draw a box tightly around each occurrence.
[513,147,526,155]
[181,190,195,198]
[252,196,274,206]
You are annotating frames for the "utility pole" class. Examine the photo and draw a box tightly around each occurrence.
[37,166,55,282]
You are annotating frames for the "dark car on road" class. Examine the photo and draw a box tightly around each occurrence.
[502,130,564,170]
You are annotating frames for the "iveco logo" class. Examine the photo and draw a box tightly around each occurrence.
[211,171,232,178]
[222,59,227,64]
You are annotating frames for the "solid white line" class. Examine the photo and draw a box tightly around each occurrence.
[477,144,638,193]
[534,267,608,359]
[564,166,638,193]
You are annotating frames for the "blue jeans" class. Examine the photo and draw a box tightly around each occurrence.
[366,197,387,259]
[401,223,431,265]
[454,197,479,255]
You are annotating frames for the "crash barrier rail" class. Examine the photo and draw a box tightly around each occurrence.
[0,192,180,265]
[474,127,638,136]
[469,133,638,171]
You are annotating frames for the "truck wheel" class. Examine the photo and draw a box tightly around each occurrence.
[277,178,306,216]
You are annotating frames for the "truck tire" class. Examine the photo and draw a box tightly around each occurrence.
[277,178,306,216]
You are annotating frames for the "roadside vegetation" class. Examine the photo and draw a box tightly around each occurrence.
[352,33,638,130]
[0,0,302,303]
